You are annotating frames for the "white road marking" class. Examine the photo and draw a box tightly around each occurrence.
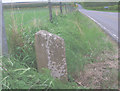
[79,10,118,41]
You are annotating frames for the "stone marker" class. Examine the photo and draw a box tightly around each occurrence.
[35,30,67,80]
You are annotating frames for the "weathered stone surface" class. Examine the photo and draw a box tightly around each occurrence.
[35,30,67,80]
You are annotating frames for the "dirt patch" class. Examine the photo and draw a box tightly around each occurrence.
[76,40,118,89]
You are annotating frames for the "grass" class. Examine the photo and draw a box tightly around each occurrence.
[41,12,113,77]
[80,2,118,12]
[85,8,118,12]
[2,57,83,89]
[2,6,113,89]
[83,5,118,12]
[4,8,49,32]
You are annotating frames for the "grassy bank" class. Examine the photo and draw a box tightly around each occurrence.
[80,2,118,12]
[2,7,113,89]
[85,5,118,12]
[42,12,113,77]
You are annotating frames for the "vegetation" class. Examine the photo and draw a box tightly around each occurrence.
[80,2,118,7]
[3,2,68,9]
[2,6,113,89]
[81,2,118,12]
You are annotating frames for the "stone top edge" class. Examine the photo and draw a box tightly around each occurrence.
[35,30,64,41]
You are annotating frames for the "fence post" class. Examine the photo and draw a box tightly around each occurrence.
[65,4,67,13]
[0,1,8,56]
[0,1,2,90]
[0,0,2,58]
[0,0,8,90]
[60,2,62,14]
[48,0,52,22]
[0,2,8,56]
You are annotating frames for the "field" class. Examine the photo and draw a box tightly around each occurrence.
[2,5,117,89]
[84,5,118,12]
[80,2,118,12]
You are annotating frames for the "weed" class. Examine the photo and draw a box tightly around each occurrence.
[2,7,113,89]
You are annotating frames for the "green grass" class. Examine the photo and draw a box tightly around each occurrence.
[83,5,118,12]
[41,12,113,77]
[2,57,83,89]
[4,8,49,31]
[2,7,113,89]
[80,2,118,12]
[85,8,118,12]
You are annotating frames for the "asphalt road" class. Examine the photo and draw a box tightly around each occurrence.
[77,4,119,42]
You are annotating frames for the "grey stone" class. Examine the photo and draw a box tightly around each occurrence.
[35,30,67,80]
[0,1,8,56]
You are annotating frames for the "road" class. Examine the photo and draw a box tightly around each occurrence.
[77,4,119,42]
